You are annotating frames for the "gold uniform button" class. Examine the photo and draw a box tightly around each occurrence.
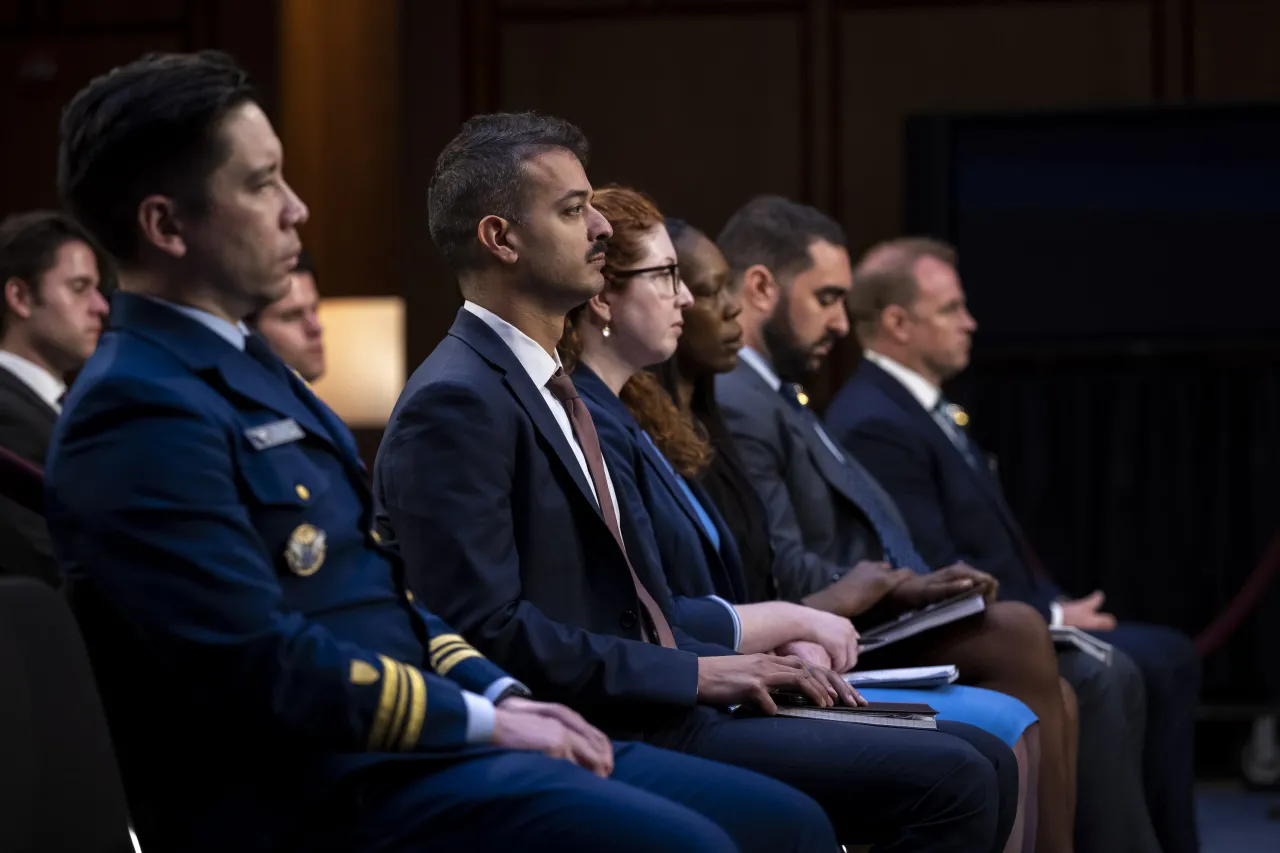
[295,484,310,501]
[406,590,415,602]
[370,529,382,544]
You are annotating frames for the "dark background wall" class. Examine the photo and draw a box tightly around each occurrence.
[9,0,1280,392]
[4,0,1279,706]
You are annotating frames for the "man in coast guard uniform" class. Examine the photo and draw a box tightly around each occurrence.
[44,50,838,853]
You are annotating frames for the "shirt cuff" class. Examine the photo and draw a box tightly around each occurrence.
[462,690,496,744]
[1049,601,1064,627]
[707,594,742,651]
[481,675,525,705]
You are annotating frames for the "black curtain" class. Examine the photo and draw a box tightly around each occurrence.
[948,348,1280,703]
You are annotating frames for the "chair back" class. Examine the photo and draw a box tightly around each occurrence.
[0,577,135,853]
[0,446,44,514]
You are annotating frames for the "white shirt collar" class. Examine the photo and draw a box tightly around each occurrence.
[738,345,782,392]
[463,301,563,386]
[863,349,941,412]
[142,295,250,351]
[0,351,65,412]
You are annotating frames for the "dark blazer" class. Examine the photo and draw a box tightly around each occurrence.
[0,365,59,585]
[46,293,511,853]
[716,358,888,601]
[374,309,731,739]
[824,359,1063,617]
[574,366,748,622]
[0,364,58,464]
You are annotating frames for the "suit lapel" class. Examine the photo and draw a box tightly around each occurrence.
[635,423,742,598]
[636,429,706,543]
[860,361,1025,543]
[730,361,872,512]
[794,406,870,510]
[212,354,337,451]
[685,474,749,602]
[580,365,748,603]
[449,310,600,516]
[0,366,58,426]
[106,292,338,452]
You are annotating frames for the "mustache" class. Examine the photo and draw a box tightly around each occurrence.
[586,240,608,262]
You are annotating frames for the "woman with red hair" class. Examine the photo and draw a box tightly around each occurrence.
[562,184,1040,853]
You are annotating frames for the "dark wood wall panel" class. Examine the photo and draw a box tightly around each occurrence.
[402,0,469,369]
[499,0,797,11]
[0,33,184,212]
[0,0,278,215]
[497,13,807,234]
[56,0,182,26]
[1193,0,1280,101]
[279,0,400,301]
[827,2,1154,395]
[837,1,1153,258]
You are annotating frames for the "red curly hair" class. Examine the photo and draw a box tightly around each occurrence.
[559,185,712,477]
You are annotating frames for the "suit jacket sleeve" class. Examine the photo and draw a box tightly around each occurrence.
[840,418,1061,616]
[411,603,527,701]
[46,379,482,752]
[378,381,702,714]
[590,409,739,651]
[721,405,848,602]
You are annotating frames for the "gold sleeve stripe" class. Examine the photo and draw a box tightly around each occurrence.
[397,666,428,751]
[429,639,470,670]
[367,655,400,750]
[435,646,484,676]
[427,633,467,654]
[386,662,411,751]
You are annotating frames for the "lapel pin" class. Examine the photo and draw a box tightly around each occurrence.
[945,403,969,428]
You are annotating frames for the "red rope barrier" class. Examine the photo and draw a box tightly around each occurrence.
[1194,528,1280,656]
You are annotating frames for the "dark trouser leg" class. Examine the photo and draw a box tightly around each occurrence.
[866,602,1076,853]
[1057,646,1161,853]
[654,706,1002,853]
[944,720,1022,853]
[1100,623,1201,853]
[324,744,838,853]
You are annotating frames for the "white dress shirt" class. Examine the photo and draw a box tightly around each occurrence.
[0,351,66,413]
[862,349,966,450]
[862,349,1066,626]
[465,303,744,648]
[463,301,623,530]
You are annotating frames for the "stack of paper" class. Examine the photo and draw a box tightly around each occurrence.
[844,665,960,690]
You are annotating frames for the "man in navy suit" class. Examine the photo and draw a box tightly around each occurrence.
[44,50,841,853]
[828,237,1201,853]
[374,111,1019,853]
[715,197,1161,853]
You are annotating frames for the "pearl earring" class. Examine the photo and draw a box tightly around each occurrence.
[602,324,611,338]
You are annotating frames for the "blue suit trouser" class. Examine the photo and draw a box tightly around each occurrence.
[647,706,1015,853]
[315,740,838,853]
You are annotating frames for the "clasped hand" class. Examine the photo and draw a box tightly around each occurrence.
[696,653,866,714]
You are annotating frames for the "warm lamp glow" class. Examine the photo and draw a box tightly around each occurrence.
[310,297,405,428]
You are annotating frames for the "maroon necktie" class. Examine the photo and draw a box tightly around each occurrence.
[546,369,677,649]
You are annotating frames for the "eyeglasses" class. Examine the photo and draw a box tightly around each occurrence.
[608,263,681,297]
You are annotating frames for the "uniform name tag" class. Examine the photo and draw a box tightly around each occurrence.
[245,418,305,450]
